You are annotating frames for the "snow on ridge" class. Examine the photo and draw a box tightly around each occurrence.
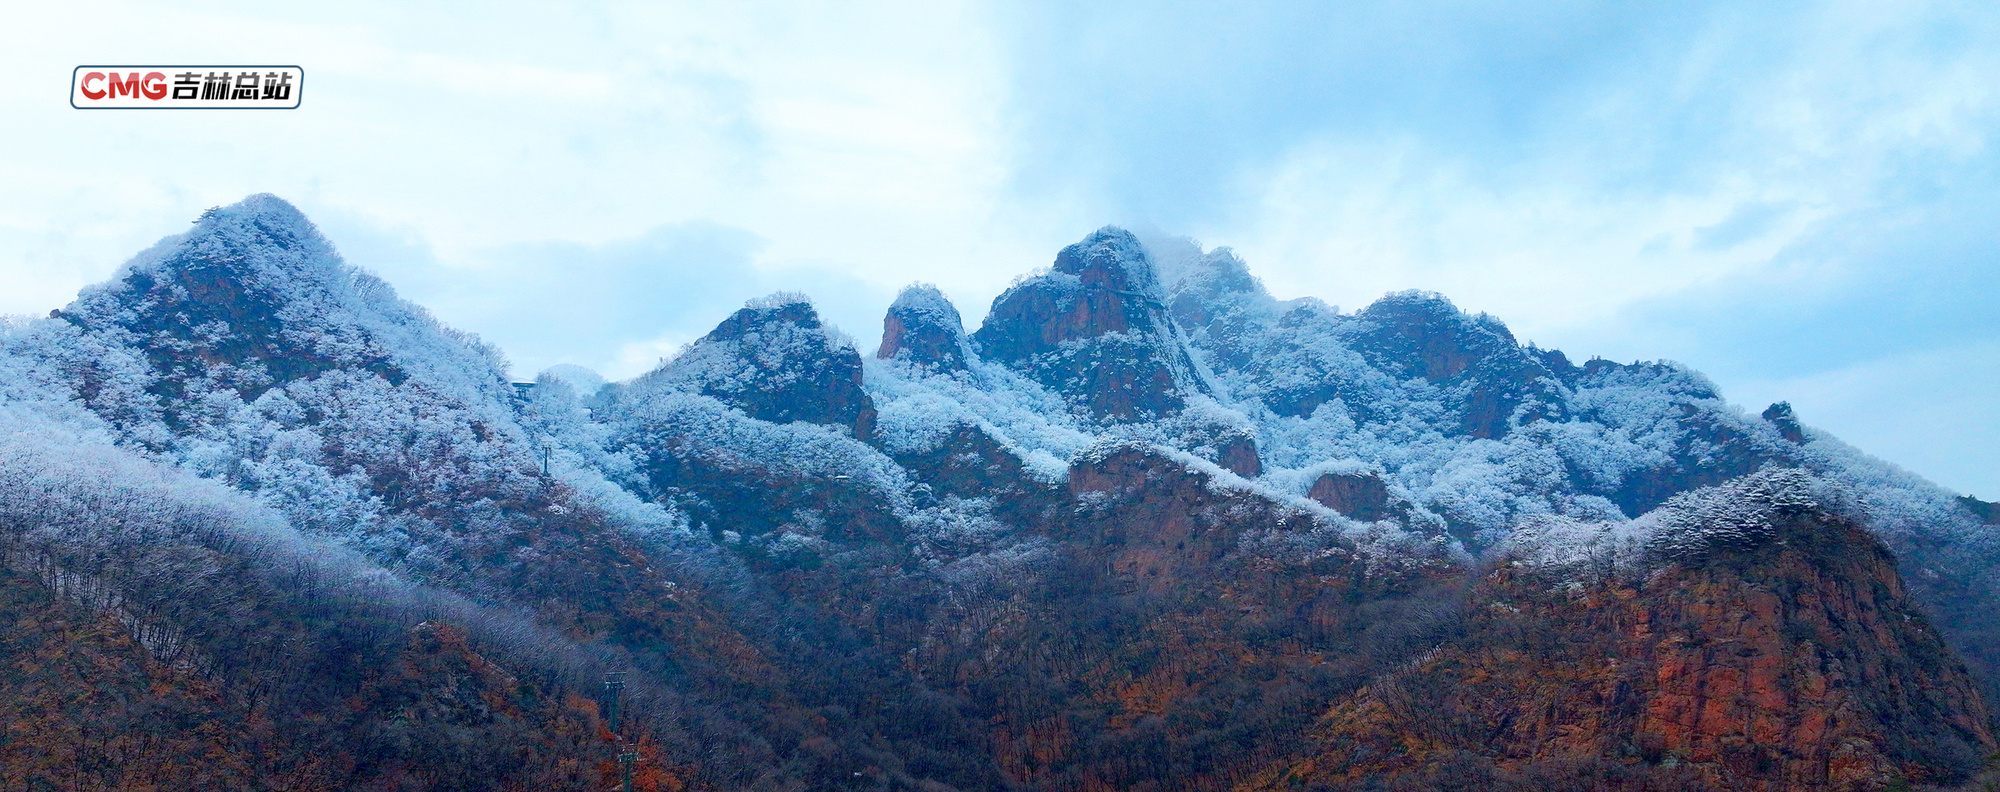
[1366,288,1457,310]
[1072,435,1444,568]
[1506,467,1825,577]
[1061,226,1166,299]
[105,193,327,289]
[622,388,914,512]
[867,348,1434,565]
[539,363,608,396]
[1794,426,1992,551]
[865,353,1090,484]
[626,298,867,434]
[859,232,1986,569]
[745,290,815,312]
[0,196,637,578]
[888,283,963,326]
[16,197,1992,585]
[66,193,519,425]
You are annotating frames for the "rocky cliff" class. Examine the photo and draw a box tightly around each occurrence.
[877,283,975,372]
[1246,505,1996,792]
[971,227,1208,422]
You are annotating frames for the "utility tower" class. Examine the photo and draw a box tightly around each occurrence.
[603,671,627,736]
[603,671,636,791]
[618,744,639,792]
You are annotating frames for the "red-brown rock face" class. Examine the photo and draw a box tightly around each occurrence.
[875,283,972,371]
[1245,509,1997,792]
[1218,434,1263,478]
[971,228,1207,421]
[1309,471,1396,522]
[1623,516,1994,790]
[1348,292,1511,384]
[1337,291,1567,439]
[1067,444,1275,594]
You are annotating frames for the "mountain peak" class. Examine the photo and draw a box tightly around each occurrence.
[876,283,972,370]
[1351,290,1530,381]
[110,193,337,294]
[53,195,440,421]
[970,229,1207,421]
[196,192,312,228]
[1762,401,1809,444]
[639,293,876,439]
[11,204,2000,791]
[707,291,825,342]
[1050,226,1164,299]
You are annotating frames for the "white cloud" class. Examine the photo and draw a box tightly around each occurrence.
[0,0,1051,361]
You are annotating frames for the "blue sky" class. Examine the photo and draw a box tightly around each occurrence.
[3,1,1996,498]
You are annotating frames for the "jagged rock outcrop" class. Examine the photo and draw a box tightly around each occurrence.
[1346,291,1565,438]
[1349,292,1510,383]
[1764,401,1809,444]
[972,227,1208,421]
[1575,360,1797,517]
[875,283,973,371]
[638,293,876,439]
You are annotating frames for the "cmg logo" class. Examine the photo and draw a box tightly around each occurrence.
[77,71,169,101]
[71,66,303,109]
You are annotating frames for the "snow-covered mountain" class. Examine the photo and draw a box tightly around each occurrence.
[2,195,1996,791]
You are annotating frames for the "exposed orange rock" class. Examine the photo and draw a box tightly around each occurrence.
[875,284,972,371]
[1242,510,1997,792]
[1308,471,1395,522]
[1219,435,1263,478]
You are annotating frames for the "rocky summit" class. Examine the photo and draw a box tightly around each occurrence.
[971,227,1209,421]
[1,194,1997,791]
